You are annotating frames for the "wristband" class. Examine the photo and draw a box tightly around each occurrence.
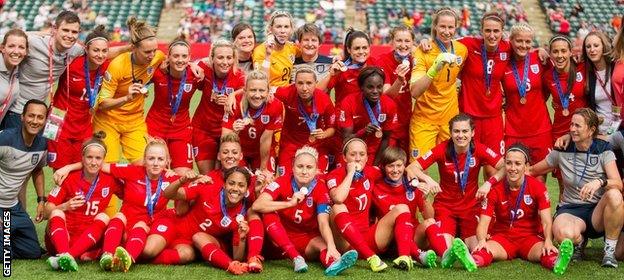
[426,66,438,79]
[487,176,499,185]
[599,178,607,188]
[37,196,47,203]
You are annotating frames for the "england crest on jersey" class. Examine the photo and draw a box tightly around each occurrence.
[47,152,57,163]
[378,113,386,123]
[363,179,371,190]
[530,64,539,74]
[499,52,507,61]
[406,191,415,201]
[147,66,154,75]
[523,195,533,205]
[306,197,314,207]
[102,187,110,197]
[576,72,583,82]
[184,83,193,92]
[261,115,270,124]
[456,56,463,65]
[469,157,476,167]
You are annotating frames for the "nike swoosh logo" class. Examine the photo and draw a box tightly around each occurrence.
[347,79,355,83]
[377,194,388,199]
[444,162,454,166]
[158,83,168,86]
[353,115,362,119]
[501,201,508,205]
[72,78,83,82]
[203,201,212,209]
[505,71,512,75]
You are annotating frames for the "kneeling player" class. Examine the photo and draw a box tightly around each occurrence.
[468,144,573,275]
[252,146,358,275]
[45,133,119,271]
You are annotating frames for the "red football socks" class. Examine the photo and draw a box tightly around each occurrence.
[425,223,448,256]
[152,248,181,265]
[247,218,264,258]
[200,243,232,270]
[102,217,125,254]
[394,212,414,256]
[334,212,375,259]
[472,248,493,267]
[540,251,558,269]
[125,226,148,261]
[48,216,70,254]
[319,248,334,268]
[68,219,106,257]
[264,213,300,259]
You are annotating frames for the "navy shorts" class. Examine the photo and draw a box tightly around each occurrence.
[555,203,603,239]
[1,203,43,259]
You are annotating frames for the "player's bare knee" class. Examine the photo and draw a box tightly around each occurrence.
[554,226,578,241]
[113,212,127,224]
[604,189,624,207]
[94,212,110,224]
[391,203,410,214]
[422,218,436,228]
[133,221,149,231]
[177,246,195,263]
[331,203,347,214]
[49,209,65,219]
[192,232,208,247]
[142,245,160,258]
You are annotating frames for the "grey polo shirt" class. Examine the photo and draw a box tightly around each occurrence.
[546,139,614,206]
[0,127,47,208]
[0,57,20,120]
[291,55,332,83]
[9,34,83,114]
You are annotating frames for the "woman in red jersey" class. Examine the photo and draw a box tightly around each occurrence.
[327,138,416,272]
[47,26,111,170]
[222,70,283,173]
[338,67,398,166]
[253,146,358,275]
[45,133,119,272]
[405,113,503,269]
[193,39,246,174]
[373,147,437,270]
[501,23,552,181]
[375,25,414,155]
[146,38,203,175]
[274,67,336,175]
[467,143,573,275]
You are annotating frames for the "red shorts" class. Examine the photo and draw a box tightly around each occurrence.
[287,231,320,253]
[192,127,219,162]
[472,115,505,156]
[166,138,194,169]
[490,233,543,260]
[359,223,383,255]
[277,144,329,176]
[243,154,277,173]
[434,206,478,239]
[44,225,102,257]
[150,216,194,248]
[505,131,552,166]
[47,138,83,170]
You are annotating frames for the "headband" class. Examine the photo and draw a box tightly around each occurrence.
[507,147,529,163]
[82,142,106,154]
[549,35,572,47]
[132,35,156,45]
[342,138,367,155]
[168,40,190,51]
[85,36,108,46]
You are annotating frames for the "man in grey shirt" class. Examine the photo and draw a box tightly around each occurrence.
[0,99,48,259]
[0,10,83,130]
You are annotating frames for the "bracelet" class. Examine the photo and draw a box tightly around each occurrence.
[599,178,607,188]
[37,196,47,203]
[487,176,499,185]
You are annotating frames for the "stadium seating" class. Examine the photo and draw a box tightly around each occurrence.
[541,1,621,38]
[3,0,162,31]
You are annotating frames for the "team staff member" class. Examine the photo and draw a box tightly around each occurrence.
[375,25,414,155]
[409,7,468,161]
[193,39,245,174]
[0,29,27,123]
[291,23,333,82]
[469,144,573,275]
[231,23,256,74]
[274,67,336,175]
[146,38,202,175]
[406,114,503,262]
[0,99,48,259]
[45,132,118,272]
[531,108,624,268]
[48,26,111,170]
[338,67,398,166]
[223,71,283,172]
[253,147,358,275]
[501,23,552,180]
[252,10,300,90]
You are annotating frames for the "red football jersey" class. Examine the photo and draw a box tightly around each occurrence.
[458,37,511,117]
[373,177,426,218]
[263,175,330,234]
[326,166,381,232]
[338,93,398,164]
[373,51,413,137]
[110,164,177,225]
[47,170,118,234]
[53,56,110,140]
[417,141,501,211]
[222,94,283,158]
[482,176,550,238]
[146,66,202,139]
[176,182,246,238]
[205,168,258,202]
[275,84,336,152]
[192,62,246,135]
[543,62,588,138]
[501,52,552,137]
[327,58,381,104]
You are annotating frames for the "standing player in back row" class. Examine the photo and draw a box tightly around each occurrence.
[291,23,333,83]
[409,7,467,161]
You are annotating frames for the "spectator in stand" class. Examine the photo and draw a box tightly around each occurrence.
[570,1,584,18]
[558,18,570,36]
[612,15,622,32]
